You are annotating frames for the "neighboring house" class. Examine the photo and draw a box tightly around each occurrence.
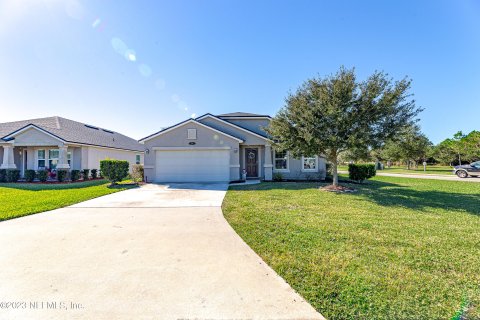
[139,112,326,182]
[0,116,144,176]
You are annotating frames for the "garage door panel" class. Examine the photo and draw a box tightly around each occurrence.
[155,150,230,182]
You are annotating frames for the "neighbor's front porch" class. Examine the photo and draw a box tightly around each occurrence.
[0,143,81,177]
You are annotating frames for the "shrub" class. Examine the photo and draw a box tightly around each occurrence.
[100,160,129,185]
[348,163,376,182]
[6,169,20,182]
[48,169,56,179]
[273,172,283,182]
[131,164,144,183]
[70,170,80,182]
[25,170,36,182]
[82,169,90,180]
[37,170,48,182]
[57,170,68,182]
[90,169,98,179]
[0,169,6,183]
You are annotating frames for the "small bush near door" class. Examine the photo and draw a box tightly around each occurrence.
[82,169,90,180]
[25,170,36,182]
[37,170,48,182]
[6,169,20,183]
[131,164,144,183]
[100,160,129,185]
[71,170,80,182]
[0,169,6,183]
[273,172,283,181]
[90,169,98,179]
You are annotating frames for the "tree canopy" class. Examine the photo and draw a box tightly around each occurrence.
[431,130,480,165]
[267,67,422,186]
[377,125,432,168]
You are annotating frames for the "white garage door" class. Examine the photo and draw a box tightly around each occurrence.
[155,150,230,182]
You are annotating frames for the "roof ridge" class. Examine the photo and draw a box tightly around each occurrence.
[0,116,58,126]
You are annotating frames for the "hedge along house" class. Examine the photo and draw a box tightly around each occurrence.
[139,112,327,183]
[0,116,144,177]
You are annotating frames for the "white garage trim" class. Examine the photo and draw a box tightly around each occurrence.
[154,149,231,182]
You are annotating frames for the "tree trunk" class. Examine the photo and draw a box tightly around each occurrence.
[331,154,338,187]
[332,162,338,186]
[458,154,461,165]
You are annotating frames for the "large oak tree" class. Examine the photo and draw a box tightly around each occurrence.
[267,67,422,186]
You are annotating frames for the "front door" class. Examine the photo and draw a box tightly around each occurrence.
[245,148,258,177]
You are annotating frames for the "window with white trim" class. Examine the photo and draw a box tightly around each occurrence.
[67,152,72,166]
[48,149,59,170]
[302,156,318,171]
[274,150,289,171]
[136,154,141,165]
[187,128,197,140]
[37,149,46,169]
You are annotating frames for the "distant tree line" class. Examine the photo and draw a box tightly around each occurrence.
[340,126,480,168]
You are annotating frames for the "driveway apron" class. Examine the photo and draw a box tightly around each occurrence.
[0,183,324,320]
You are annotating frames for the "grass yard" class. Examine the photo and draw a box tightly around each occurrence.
[223,176,480,319]
[0,180,135,221]
[339,165,454,175]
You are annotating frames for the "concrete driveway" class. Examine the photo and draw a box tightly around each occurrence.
[0,183,324,320]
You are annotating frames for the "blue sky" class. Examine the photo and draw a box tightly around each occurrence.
[1,0,479,143]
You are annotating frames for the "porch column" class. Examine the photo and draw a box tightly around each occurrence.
[264,144,273,181]
[0,145,17,169]
[56,145,70,170]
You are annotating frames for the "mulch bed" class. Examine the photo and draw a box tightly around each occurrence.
[320,185,357,193]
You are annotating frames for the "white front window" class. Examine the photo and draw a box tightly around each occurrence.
[48,149,59,170]
[37,149,46,169]
[302,156,318,172]
[274,150,289,171]
[187,128,197,140]
[136,154,141,165]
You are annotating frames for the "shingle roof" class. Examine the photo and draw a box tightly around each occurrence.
[138,118,244,142]
[217,112,271,118]
[0,116,143,152]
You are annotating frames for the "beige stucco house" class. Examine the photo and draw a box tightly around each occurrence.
[0,116,144,176]
[139,112,326,182]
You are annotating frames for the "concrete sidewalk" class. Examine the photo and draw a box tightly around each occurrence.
[0,183,324,320]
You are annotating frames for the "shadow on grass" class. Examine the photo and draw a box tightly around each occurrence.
[356,181,480,216]
[230,179,480,216]
[107,183,139,189]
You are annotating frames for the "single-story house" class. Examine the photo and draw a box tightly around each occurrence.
[0,116,144,176]
[139,112,326,182]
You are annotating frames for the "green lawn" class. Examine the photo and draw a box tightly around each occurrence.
[223,176,480,319]
[338,165,454,175]
[0,180,135,221]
